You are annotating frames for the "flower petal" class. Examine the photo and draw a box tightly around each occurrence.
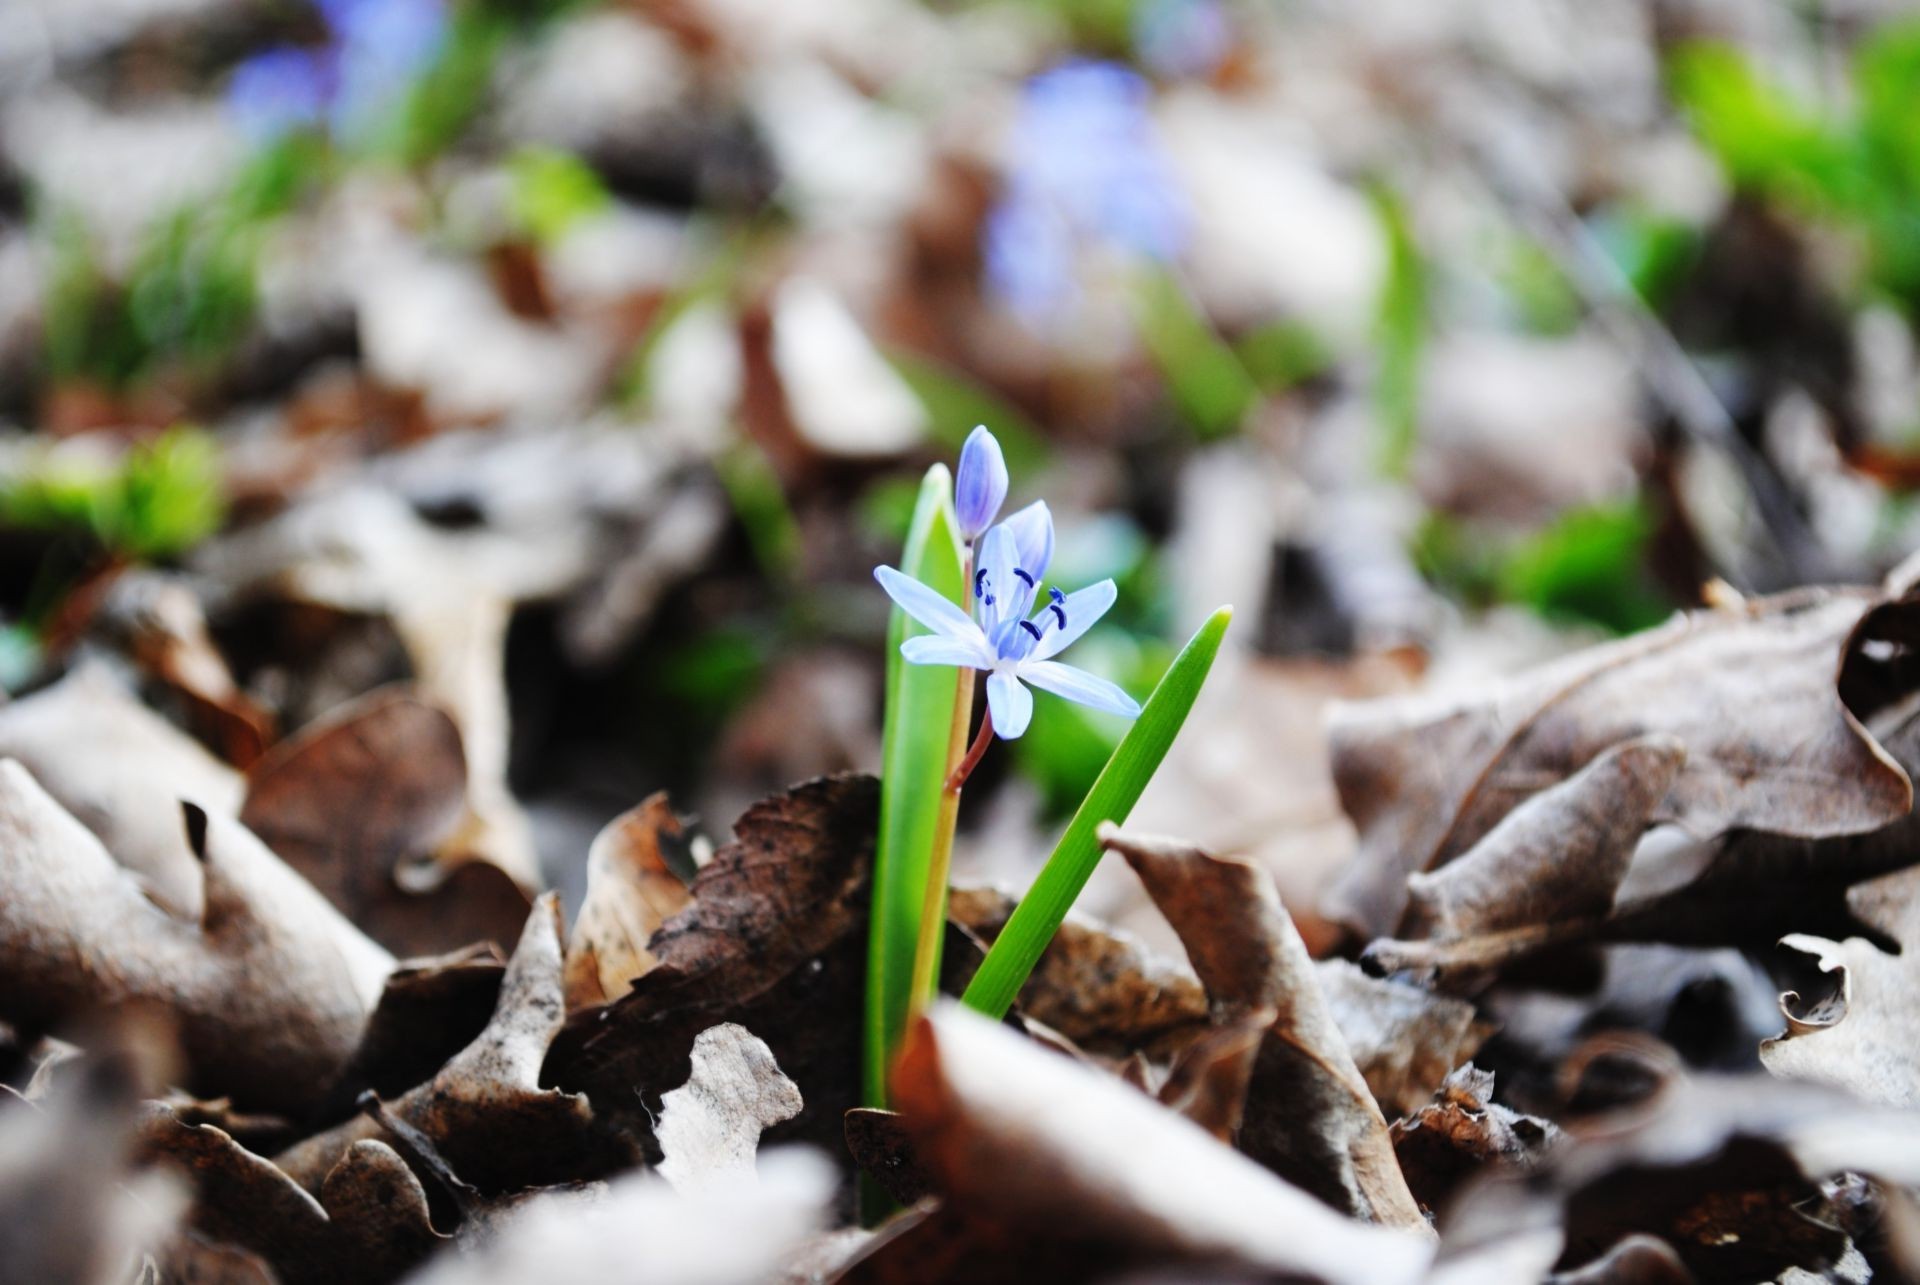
[954,426,1008,540]
[875,566,986,643]
[902,635,992,669]
[1030,578,1118,660]
[1020,659,1140,718]
[987,671,1034,739]
[975,524,1018,635]
[1002,500,1055,588]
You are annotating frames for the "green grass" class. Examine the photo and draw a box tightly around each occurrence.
[960,605,1231,1019]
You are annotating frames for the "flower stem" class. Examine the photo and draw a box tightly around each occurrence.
[908,680,986,1013]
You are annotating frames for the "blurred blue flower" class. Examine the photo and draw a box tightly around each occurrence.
[226,0,446,143]
[983,61,1188,325]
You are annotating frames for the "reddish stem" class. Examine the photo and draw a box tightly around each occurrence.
[945,703,996,792]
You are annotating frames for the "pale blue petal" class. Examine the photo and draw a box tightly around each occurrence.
[986,671,1034,739]
[1030,578,1118,660]
[1020,659,1140,718]
[875,566,985,643]
[902,635,993,669]
[975,524,1018,635]
[954,426,1008,540]
[1002,500,1055,588]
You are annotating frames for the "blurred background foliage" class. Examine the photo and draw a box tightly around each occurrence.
[5,0,1920,842]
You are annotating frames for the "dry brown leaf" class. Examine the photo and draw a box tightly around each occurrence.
[1153,1010,1270,1143]
[547,776,879,1196]
[1325,588,1914,942]
[1102,824,1428,1230]
[562,794,691,1011]
[947,884,1210,1057]
[240,690,532,958]
[655,1024,802,1195]
[1317,960,1487,1119]
[322,944,505,1115]
[0,663,244,918]
[275,894,630,1195]
[0,760,393,1114]
[1389,1064,1558,1213]
[842,1108,929,1207]
[847,1003,1433,1284]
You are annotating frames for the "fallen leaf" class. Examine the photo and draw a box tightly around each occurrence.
[1102,824,1428,1230]
[0,761,393,1114]
[655,1024,802,1196]
[845,1003,1433,1284]
[1325,587,1914,942]
[562,794,692,1011]
[1390,1064,1559,1213]
[322,945,506,1116]
[1317,960,1488,1119]
[240,690,532,958]
[842,1108,930,1207]
[275,895,630,1195]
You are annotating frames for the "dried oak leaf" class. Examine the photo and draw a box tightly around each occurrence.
[138,1105,444,1285]
[946,884,1211,1058]
[546,775,878,1187]
[0,663,245,919]
[655,1024,802,1196]
[1102,824,1427,1230]
[1325,587,1913,942]
[240,690,532,958]
[321,944,506,1116]
[842,1004,1434,1285]
[562,794,692,1012]
[1389,1064,1559,1214]
[0,761,392,1114]
[275,895,632,1195]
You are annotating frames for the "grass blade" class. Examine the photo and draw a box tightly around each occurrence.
[865,464,966,1109]
[961,606,1233,1019]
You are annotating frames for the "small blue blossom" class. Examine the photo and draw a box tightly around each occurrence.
[225,0,445,144]
[954,425,1008,541]
[983,60,1188,325]
[875,505,1140,740]
[1133,0,1232,80]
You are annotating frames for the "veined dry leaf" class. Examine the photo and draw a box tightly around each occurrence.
[1325,588,1913,941]
[1102,825,1427,1230]
[547,776,879,1195]
[655,1024,802,1195]
[844,1003,1433,1285]
[0,761,392,1114]
[240,690,532,958]
[275,895,630,1195]
[947,885,1210,1057]
[0,663,244,918]
[1390,1064,1558,1213]
[562,794,691,1011]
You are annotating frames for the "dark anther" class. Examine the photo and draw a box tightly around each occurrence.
[1020,619,1043,640]
[1050,603,1067,628]
[1014,568,1035,588]
[1049,586,1065,603]
[974,568,989,599]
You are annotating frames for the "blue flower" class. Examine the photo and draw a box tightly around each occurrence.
[875,508,1140,740]
[983,60,1188,324]
[954,425,1008,541]
[225,0,445,144]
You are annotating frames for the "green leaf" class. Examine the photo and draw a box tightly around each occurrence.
[961,605,1232,1020]
[1130,267,1258,441]
[1371,186,1426,480]
[865,465,966,1110]
[508,146,612,245]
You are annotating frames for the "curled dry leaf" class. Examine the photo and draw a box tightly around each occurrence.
[562,793,692,1011]
[946,884,1210,1057]
[276,895,631,1195]
[1365,737,1687,978]
[240,690,532,958]
[547,776,879,1192]
[1153,1009,1271,1143]
[138,1103,445,1285]
[1325,588,1914,943]
[846,1003,1433,1285]
[1762,862,1920,1107]
[323,944,506,1114]
[0,663,244,919]
[655,1025,802,1195]
[1389,1064,1559,1214]
[1101,824,1427,1230]
[0,760,393,1114]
